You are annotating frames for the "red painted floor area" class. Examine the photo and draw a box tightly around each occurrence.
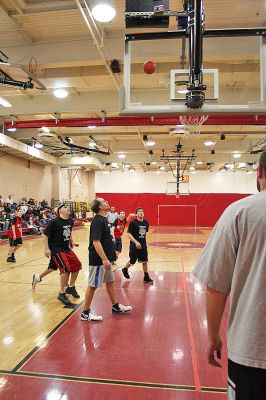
[21,273,195,386]
[2,272,228,399]
[151,227,206,235]
[0,374,226,400]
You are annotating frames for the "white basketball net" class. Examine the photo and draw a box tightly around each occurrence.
[179,115,209,138]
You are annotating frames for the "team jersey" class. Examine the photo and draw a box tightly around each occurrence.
[113,218,127,238]
[89,214,116,265]
[43,217,74,253]
[8,217,22,239]
[127,218,149,246]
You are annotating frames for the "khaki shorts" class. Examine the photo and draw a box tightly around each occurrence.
[88,265,114,288]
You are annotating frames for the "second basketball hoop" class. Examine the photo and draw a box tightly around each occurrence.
[179,115,209,138]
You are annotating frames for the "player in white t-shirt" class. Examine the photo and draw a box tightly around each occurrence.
[193,149,266,399]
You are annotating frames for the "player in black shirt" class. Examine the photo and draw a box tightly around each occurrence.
[122,208,153,283]
[32,203,82,306]
[81,197,132,322]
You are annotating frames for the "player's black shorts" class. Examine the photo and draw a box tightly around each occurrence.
[228,359,266,400]
[115,237,122,253]
[129,244,148,264]
[9,237,23,246]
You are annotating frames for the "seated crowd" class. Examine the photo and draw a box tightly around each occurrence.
[0,195,86,240]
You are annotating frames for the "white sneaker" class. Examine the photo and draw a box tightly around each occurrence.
[32,273,41,289]
[81,310,103,321]
[112,303,132,313]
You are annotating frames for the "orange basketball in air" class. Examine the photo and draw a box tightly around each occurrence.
[143,60,156,74]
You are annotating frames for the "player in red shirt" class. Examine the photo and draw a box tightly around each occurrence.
[7,208,23,262]
[113,211,135,259]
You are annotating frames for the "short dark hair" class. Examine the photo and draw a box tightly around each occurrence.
[259,149,266,177]
[136,207,143,213]
[119,210,125,214]
[91,198,102,213]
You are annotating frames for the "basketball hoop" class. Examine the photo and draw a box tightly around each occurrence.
[179,115,209,138]
[28,57,38,76]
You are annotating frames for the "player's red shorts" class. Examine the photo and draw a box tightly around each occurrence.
[52,250,82,274]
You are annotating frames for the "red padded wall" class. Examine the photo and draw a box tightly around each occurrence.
[96,193,250,227]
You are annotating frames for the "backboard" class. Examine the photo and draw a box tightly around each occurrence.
[166,181,190,196]
[120,31,266,115]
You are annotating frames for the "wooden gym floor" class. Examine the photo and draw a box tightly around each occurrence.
[0,226,228,399]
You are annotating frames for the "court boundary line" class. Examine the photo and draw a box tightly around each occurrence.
[12,304,83,372]
[0,370,227,393]
[180,249,201,392]
[157,205,197,226]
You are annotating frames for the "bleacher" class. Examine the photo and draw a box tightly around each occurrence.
[0,220,84,239]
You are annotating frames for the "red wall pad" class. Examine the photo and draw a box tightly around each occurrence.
[96,193,250,227]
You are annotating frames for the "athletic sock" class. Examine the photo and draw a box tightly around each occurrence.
[83,309,90,315]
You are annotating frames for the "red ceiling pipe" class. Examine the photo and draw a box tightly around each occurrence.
[4,115,266,129]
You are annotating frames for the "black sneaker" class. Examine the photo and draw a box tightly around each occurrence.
[7,256,15,263]
[65,285,80,298]
[144,275,153,283]
[11,254,15,261]
[122,267,130,279]
[58,292,72,306]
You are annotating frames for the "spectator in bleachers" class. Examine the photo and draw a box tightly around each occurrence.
[40,199,48,208]
[6,194,14,205]
[40,212,50,228]
[27,216,42,235]
[20,200,28,214]
[3,203,11,213]
[0,211,8,231]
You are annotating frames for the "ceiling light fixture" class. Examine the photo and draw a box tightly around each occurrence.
[118,153,126,159]
[146,138,155,146]
[233,153,241,158]
[92,4,116,23]
[0,97,12,108]
[88,125,96,129]
[7,127,16,132]
[89,141,97,148]
[204,140,215,147]
[53,88,69,98]
[176,89,189,94]
[41,126,50,133]
[34,142,43,149]
[196,161,203,165]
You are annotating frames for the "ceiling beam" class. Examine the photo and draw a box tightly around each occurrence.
[0,2,34,43]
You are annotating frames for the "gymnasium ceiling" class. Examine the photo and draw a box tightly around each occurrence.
[0,0,266,173]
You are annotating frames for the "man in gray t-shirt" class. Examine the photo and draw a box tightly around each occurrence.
[107,206,118,226]
[193,149,266,400]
